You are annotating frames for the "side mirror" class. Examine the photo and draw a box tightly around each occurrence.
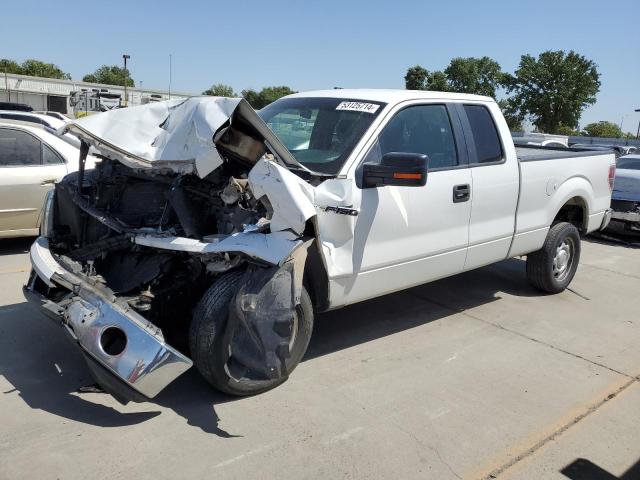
[362,152,428,188]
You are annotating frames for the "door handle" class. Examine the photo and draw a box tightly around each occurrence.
[40,179,56,186]
[453,184,470,203]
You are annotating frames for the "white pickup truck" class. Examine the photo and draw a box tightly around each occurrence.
[25,90,615,403]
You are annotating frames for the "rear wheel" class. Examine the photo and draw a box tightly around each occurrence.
[526,222,581,293]
[189,270,314,396]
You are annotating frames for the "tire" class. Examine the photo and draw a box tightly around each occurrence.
[189,270,314,396]
[526,222,581,294]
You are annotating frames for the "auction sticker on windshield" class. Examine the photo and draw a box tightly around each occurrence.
[336,101,380,114]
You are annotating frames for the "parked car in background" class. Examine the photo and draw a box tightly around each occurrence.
[570,143,636,158]
[512,132,568,148]
[0,102,33,112]
[0,110,69,130]
[0,111,89,151]
[25,91,615,404]
[0,120,96,238]
[608,154,640,234]
[34,111,70,122]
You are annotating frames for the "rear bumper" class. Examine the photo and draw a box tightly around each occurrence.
[610,209,640,224]
[24,237,192,403]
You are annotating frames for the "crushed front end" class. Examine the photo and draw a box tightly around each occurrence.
[24,98,321,403]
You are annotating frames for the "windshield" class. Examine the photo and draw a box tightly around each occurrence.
[617,157,640,170]
[258,97,386,174]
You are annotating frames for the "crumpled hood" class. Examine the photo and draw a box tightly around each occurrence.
[613,169,640,202]
[62,97,311,178]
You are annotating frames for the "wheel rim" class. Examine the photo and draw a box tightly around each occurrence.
[552,237,574,282]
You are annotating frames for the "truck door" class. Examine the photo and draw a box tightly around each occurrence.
[455,103,520,270]
[337,103,472,305]
[0,127,67,236]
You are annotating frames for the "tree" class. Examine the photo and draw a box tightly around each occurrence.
[83,65,134,87]
[404,65,429,90]
[554,124,580,136]
[20,59,71,79]
[505,50,600,134]
[582,121,624,138]
[0,59,22,74]
[241,86,296,109]
[498,98,525,131]
[405,57,504,96]
[444,56,504,98]
[202,83,236,97]
[404,65,450,91]
[0,58,70,79]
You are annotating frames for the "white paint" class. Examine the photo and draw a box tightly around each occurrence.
[134,230,303,266]
[65,97,239,177]
[248,159,316,235]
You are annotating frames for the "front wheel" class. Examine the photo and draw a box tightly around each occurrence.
[526,222,581,293]
[189,270,314,396]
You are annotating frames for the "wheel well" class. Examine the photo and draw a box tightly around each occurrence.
[553,197,587,233]
[302,218,330,313]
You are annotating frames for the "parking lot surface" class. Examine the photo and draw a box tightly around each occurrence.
[0,237,638,479]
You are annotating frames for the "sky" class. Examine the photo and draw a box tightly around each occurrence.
[2,0,639,131]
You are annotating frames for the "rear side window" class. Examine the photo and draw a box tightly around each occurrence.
[0,128,42,166]
[464,105,502,164]
[43,144,64,164]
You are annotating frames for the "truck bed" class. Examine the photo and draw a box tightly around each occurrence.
[516,144,615,162]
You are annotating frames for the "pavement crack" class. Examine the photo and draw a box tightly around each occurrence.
[566,287,590,300]
[393,422,462,480]
[479,377,637,479]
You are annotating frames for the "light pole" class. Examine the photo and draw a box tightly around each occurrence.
[168,54,172,100]
[122,54,130,107]
[636,109,640,140]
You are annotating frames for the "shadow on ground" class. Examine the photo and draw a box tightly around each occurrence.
[561,457,640,479]
[0,237,34,256]
[0,256,544,435]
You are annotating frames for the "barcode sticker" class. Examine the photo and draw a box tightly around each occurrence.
[336,101,380,114]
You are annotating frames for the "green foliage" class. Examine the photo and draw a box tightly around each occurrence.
[404,65,429,90]
[241,86,296,109]
[498,98,525,131]
[1,58,70,79]
[202,83,236,97]
[505,50,600,134]
[0,59,23,74]
[444,56,504,98]
[582,121,624,138]
[404,65,450,91]
[554,124,580,136]
[83,65,134,87]
[405,57,503,96]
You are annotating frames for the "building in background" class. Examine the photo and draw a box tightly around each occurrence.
[1,73,191,118]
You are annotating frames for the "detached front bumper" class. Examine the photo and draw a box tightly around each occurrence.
[24,237,192,403]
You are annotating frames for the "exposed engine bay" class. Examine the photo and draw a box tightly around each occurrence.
[49,158,270,349]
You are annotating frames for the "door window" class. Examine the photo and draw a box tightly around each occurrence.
[463,105,503,164]
[376,105,458,169]
[0,128,42,166]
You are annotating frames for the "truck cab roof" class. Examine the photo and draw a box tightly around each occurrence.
[286,89,493,106]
